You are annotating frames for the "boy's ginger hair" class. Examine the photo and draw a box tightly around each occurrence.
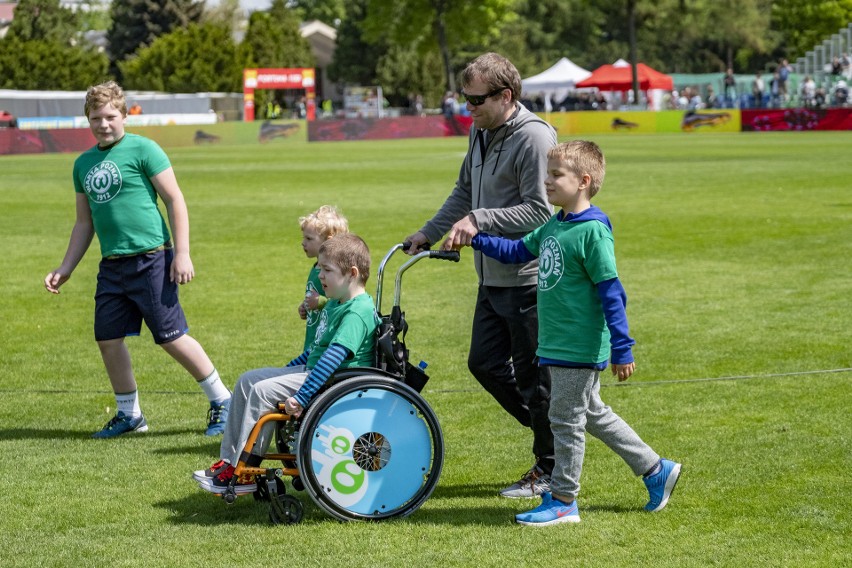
[85,81,127,118]
[548,140,606,197]
[299,205,349,238]
[319,233,371,285]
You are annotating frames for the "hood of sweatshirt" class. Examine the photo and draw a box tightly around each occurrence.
[556,205,613,231]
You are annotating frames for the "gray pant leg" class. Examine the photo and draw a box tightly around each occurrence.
[585,373,659,477]
[549,367,659,500]
[220,366,307,465]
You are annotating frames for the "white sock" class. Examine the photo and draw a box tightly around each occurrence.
[115,390,141,418]
[198,369,230,403]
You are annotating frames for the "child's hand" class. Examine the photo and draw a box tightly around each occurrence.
[284,397,304,418]
[304,291,321,310]
[298,302,307,319]
[612,362,635,382]
[44,269,70,294]
[170,251,195,285]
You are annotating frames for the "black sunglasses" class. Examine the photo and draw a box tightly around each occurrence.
[462,87,507,106]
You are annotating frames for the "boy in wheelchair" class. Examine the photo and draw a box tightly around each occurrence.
[193,233,379,495]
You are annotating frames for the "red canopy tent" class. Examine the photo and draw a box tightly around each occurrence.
[575,62,673,91]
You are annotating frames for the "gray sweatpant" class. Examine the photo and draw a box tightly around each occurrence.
[548,366,660,499]
[219,366,308,465]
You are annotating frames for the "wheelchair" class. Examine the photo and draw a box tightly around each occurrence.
[223,243,459,524]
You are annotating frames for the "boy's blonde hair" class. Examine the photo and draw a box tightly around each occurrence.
[84,81,127,118]
[319,233,371,285]
[548,140,606,198]
[299,205,349,238]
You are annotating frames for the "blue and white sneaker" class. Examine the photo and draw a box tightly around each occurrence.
[205,398,230,436]
[92,412,148,439]
[643,458,682,512]
[515,492,581,526]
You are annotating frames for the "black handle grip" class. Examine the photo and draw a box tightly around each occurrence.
[402,240,431,252]
[429,250,460,262]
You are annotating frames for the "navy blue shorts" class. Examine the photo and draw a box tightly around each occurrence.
[94,249,188,344]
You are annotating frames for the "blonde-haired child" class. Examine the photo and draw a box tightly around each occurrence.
[297,206,349,351]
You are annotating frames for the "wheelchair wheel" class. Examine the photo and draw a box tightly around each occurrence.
[269,494,304,525]
[296,375,443,521]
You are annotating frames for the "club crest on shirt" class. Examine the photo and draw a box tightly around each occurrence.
[84,161,123,203]
[313,308,329,344]
[538,236,563,291]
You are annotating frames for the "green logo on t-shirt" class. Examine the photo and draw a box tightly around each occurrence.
[83,161,123,203]
[538,236,563,291]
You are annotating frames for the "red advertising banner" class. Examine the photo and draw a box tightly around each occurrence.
[741,108,852,131]
[308,115,473,142]
[0,127,96,155]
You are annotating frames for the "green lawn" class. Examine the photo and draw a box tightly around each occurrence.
[1,132,850,567]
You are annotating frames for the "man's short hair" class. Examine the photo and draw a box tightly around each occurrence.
[461,52,522,103]
[319,233,371,284]
[85,81,127,118]
[548,141,607,197]
[299,205,349,238]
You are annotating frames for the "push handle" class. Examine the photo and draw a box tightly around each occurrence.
[428,250,460,262]
[402,241,460,262]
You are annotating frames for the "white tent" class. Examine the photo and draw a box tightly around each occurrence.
[521,57,592,107]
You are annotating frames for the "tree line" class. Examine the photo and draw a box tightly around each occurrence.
[0,0,849,109]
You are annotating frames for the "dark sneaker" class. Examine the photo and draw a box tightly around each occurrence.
[192,459,229,483]
[516,492,581,526]
[499,465,551,498]
[643,458,682,512]
[205,398,230,436]
[197,464,257,495]
[92,412,148,439]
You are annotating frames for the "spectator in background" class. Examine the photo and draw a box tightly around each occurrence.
[800,76,816,108]
[751,73,764,108]
[687,87,703,110]
[814,87,827,109]
[705,85,719,109]
[723,68,736,106]
[842,53,851,81]
[834,80,849,107]
[442,91,459,118]
[831,56,842,78]
[769,71,781,108]
[777,59,792,105]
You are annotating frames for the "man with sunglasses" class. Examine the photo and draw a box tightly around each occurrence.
[406,52,557,498]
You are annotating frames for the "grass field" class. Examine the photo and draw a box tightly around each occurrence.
[1,132,850,567]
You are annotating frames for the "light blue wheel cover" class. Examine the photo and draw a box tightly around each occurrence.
[308,387,433,515]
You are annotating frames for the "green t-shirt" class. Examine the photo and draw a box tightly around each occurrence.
[73,134,172,257]
[306,292,378,369]
[303,263,325,351]
[523,215,618,364]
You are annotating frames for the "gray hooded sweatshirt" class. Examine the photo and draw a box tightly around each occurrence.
[420,103,556,287]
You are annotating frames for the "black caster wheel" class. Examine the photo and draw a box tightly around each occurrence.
[269,495,304,525]
[222,490,237,505]
[291,476,304,492]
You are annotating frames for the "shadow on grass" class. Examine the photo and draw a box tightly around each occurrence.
[0,426,199,441]
[154,481,641,527]
[152,441,221,457]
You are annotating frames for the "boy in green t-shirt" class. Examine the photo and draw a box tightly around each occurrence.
[43,81,231,438]
[461,141,682,525]
[296,205,348,352]
[193,234,379,494]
